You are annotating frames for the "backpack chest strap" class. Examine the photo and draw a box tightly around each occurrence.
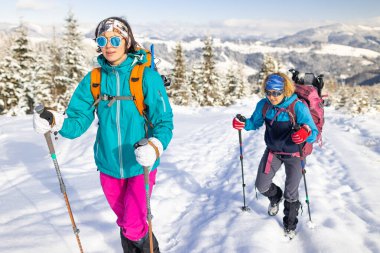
[263,100,298,126]
[92,94,135,107]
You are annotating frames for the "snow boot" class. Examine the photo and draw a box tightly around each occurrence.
[262,183,283,216]
[283,200,301,231]
[120,230,160,253]
[139,233,160,253]
[120,229,140,253]
[268,198,283,216]
[284,228,296,239]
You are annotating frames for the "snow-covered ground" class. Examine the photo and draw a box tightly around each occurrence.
[1,96,380,253]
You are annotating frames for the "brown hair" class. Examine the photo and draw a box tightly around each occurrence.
[261,72,295,97]
[94,16,138,54]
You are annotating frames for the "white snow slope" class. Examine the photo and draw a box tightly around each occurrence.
[1,96,380,253]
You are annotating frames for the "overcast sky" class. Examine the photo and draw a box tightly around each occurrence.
[1,0,380,37]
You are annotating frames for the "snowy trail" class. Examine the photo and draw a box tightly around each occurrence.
[309,110,380,253]
[1,101,380,253]
[155,106,380,253]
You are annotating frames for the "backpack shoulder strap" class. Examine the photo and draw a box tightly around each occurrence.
[90,67,101,106]
[288,99,300,126]
[262,101,271,119]
[129,49,152,116]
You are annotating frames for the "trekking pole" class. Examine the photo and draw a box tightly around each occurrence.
[143,165,154,253]
[35,105,84,253]
[294,125,312,224]
[237,126,250,211]
[135,139,154,253]
[150,44,155,70]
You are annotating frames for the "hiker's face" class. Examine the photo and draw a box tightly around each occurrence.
[99,31,127,66]
[266,89,285,105]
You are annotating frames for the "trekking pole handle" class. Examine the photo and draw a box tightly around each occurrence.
[35,104,54,126]
[134,138,149,149]
[235,114,246,122]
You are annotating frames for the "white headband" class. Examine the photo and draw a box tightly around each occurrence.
[97,18,132,49]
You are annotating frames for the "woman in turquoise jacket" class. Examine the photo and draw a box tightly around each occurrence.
[33,17,173,253]
[232,73,318,238]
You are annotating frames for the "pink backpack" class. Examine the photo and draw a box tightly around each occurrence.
[293,83,324,155]
[262,72,325,156]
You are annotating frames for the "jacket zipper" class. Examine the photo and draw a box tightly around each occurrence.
[115,69,124,178]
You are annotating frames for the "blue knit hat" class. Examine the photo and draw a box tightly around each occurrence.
[265,74,285,90]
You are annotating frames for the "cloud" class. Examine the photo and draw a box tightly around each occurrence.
[16,0,54,11]
[346,16,380,27]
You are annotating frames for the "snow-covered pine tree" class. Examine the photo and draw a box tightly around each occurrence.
[57,10,88,110]
[201,37,223,106]
[0,56,22,115]
[224,67,238,106]
[169,42,188,104]
[175,78,193,105]
[237,64,250,97]
[48,27,66,110]
[224,64,248,105]
[9,21,35,115]
[256,54,280,93]
[367,86,380,112]
[188,63,203,106]
[0,37,13,114]
[334,85,350,111]
[32,53,54,108]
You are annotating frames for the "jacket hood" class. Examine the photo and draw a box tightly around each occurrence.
[97,49,149,74]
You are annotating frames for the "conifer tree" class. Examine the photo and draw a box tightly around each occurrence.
[175,78,193,105]
[169,42,187,103]
[224,68,238,106]
[57,10,88,110]
[0,38,13,114]
[224,65,247,105]
[169,42,193,105]
[201,37,222,106]
[0,57,22,115]
[237,66,250,98]
[9,21,35,115]
[48,27,65,109]
[188,64,203,106]
[256,54,280,93]
[32,53,54,108]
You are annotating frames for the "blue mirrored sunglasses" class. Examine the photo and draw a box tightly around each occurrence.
[96,36,122,48]
[265,89,284,97]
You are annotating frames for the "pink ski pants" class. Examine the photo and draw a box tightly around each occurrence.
[100,169,157,241]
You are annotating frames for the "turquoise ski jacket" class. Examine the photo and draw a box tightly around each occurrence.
[59,50,174,179]
[245,94,318,153]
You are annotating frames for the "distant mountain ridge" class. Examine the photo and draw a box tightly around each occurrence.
[0,21,379,85]
[270,23,380,52]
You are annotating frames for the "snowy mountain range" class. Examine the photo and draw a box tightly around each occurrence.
[1,22,379,85]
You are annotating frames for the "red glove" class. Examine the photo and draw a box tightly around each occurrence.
[232,114,246,130]
[291,125,311,144]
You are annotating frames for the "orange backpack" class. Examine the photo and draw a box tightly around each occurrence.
[90,48,152,116]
